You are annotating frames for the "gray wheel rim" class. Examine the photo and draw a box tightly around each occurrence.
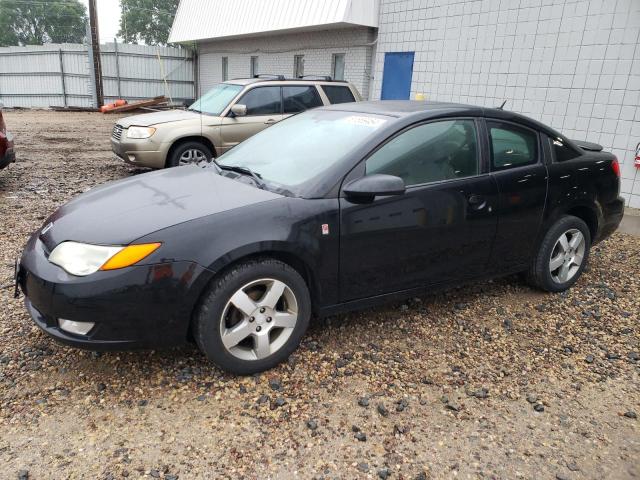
[549,228,585,284]
[178,148,209,166]
[219,278,298,361]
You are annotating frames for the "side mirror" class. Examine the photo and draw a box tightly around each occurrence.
[343,174,406,201]
[230,104,247,117]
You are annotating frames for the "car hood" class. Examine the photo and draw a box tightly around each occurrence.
[117,109,203,127]
[40,167,282,247]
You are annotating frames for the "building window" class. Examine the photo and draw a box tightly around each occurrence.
[332,53,345,81]
[222,57,228,81]
[250,56,259,77]
[294,55,304,78]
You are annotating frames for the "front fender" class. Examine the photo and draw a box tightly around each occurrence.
[137,196,341,310]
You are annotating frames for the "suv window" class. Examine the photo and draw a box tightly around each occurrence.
[239,86,281,115]
[551,138,582,162]
[488,121,538,170]
[322,85,356,104]
[283,86,323,113]
[366,119,479,187]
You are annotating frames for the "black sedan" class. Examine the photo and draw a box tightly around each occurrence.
[17,101,624,374]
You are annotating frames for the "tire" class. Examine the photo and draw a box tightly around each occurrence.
[194,258,311,375]
[527,215,591,292]
[166,141,213,168]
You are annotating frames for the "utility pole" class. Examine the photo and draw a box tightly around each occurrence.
[87,0,104,107]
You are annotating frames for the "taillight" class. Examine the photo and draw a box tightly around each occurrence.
[611,157,620,178]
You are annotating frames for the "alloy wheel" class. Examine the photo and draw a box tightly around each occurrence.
[549,228,586,283]
[219,278,298,361]
[178,148,209,167]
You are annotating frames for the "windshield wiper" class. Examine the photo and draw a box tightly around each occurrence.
[213,160,266,189]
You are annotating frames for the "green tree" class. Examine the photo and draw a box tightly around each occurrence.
[0,0,88,47]
[118,0,179,46]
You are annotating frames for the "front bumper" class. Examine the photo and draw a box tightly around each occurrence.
[0,133,15,169]
[18,235,213,350]
[111,135,167,169]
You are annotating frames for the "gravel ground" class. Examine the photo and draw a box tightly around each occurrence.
[0,110,639,480]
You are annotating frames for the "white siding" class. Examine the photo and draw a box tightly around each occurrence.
[197,27,376,99]
[373,0,640,207]
[170,0,379,43]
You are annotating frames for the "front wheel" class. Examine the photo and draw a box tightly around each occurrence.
[527,215,591,292]
[166,141,213,168]
[194,258,311,375]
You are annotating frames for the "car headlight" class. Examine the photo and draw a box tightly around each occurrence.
[48,241,161,276]
[127,126,156,139]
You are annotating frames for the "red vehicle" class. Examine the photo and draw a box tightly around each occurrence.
[0,104,15,170]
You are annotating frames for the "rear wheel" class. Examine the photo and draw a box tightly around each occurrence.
[194,258,311,374]
[166,141,213,168]
[527,215,591,292]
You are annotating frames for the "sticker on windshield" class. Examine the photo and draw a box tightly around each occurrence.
[341,116,387,128]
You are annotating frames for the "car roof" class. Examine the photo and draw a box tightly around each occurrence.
[320,100,565,139]
[320,100,474,117]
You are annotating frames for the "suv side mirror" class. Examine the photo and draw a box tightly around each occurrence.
[230,104,247,117]
[343,174,406,201]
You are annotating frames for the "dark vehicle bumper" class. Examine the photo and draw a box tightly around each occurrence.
[596,195,625,242]
[0,145,15,170]
[17,235,212,351]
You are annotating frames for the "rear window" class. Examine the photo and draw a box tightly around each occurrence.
[487,121,538,170]
[283,86,323,113]
[552,138,582,162]
[322,85,356,104]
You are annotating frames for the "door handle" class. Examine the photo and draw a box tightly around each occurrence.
[467,194,487,210]
[264,119,277,125]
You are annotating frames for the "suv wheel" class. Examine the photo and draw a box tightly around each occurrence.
[167,141,213,168]
[194,258,311,375]
[527,215,591,292]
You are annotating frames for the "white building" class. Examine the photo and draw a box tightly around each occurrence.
[170,0,640,207]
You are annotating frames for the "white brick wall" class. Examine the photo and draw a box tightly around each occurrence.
[372,0,640,207]
[196,27,376,100]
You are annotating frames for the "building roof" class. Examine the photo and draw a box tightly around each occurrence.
[168,0,379,44]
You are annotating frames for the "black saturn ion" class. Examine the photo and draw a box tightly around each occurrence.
[16,101,624,374]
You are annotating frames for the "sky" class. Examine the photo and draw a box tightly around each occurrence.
[79,0,122,44]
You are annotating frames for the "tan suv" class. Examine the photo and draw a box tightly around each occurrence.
[111,76,362,168]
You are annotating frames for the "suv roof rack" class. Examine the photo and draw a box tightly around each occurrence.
[297,75,333,81]
[252,74,286,80]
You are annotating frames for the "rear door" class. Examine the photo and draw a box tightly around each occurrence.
[484,119,548,271]
[219,86,283,151]
[281,85,324,120]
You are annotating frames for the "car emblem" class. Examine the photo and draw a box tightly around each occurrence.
[41,222,54,234]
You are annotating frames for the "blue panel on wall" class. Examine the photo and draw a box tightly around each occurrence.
[380,52,415,100]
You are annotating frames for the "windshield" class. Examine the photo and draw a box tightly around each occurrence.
[216,109,389,190]
[189,83,243,115]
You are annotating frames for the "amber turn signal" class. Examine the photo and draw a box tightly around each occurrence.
[100,243,161,271]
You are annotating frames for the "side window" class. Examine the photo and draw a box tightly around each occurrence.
[487,121,538,170]
[283,86,323,113]
[237,86,281,116]
[366,119,479,187]
[551,137,582,162]
[322,85,356,104]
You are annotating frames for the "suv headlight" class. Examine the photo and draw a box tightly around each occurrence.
[48,241,161,276]
[127,126,156,139]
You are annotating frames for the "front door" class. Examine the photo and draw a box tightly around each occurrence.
[219,86,283,152]
[339,118,498,301]
[381,52,415,100]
